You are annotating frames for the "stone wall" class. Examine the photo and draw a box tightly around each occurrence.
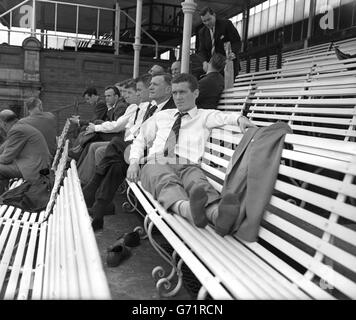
[0,37,171,132]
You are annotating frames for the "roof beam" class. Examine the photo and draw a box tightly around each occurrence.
[198,0,243,6]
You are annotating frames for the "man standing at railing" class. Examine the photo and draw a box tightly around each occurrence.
[198,7,241,78]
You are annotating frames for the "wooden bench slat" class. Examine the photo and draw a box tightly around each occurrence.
[248,113,356,125]
[257,225,356,299]
[67,162,111,299]
[0,221,21,290]
[243,240,335,299]
[42,214,54,299]
[182,217,299,299]
[143,188,262,299]
[63,177,94,299]
[201,224,311,299]
[26,221,47,299]
[264,211,356,275]
[215,229,310,299]
[13,222,39,299]
[128,181,232,299]
[270,196,356,247]
[3,222,31,299]
[274,180,356,223]
[250,98,356,105]
[279,164,356,198]
[60,186,81,299]
[248,106,356,114]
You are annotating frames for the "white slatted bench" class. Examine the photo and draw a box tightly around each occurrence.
[0,141,110,299]
[126,128,356,300]
[248,77,356,142]
[0,140,69,298]
[282,37,356,59]
[40,160,111,299]
[282,38,356,64]
[123,67,356,299]
[234,66,312,87]
[52,119,71,171]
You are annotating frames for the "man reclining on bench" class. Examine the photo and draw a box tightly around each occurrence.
[127,73,255,236]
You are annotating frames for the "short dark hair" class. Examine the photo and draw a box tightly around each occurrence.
[152,72,172,86]
[136,73,152,88]
[124,79,137,91]
[104,85,121,97]
[172,73,198,91]
[210,53,226,72]
[200,6,215,16]
[0,109,18,123]
[25,97,42,111]
[83,87,98,97]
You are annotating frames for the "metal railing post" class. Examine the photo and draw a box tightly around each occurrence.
[75,5,79,51]
[31,0,36,37]
[115,1,120,56]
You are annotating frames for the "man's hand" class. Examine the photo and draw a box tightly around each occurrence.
[227,52,236,60]
[127,161,140,183]
[85,123,95,135]
[238,116,257,133]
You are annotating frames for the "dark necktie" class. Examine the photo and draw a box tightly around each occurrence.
[163,112,188,157]
[107,107,115,121]
[133,107,140,125]
[210,27,215,56]
[142,103,157,122]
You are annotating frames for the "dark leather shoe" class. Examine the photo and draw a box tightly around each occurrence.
[91,216,104,232]
[68,145,83,160]
[108,230,140,250]
[106,243,131,267]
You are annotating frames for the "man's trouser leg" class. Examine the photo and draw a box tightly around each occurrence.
[140,164,220,211]
[78,141,109,185]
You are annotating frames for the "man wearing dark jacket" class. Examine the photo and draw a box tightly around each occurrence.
[70,87,107,128]
[83,73,176,231]
[19,97,57,158]
[198,7,241,77]
[0,110,50,194]
[196,53,225,109]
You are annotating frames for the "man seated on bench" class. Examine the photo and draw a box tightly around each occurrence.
[77,79,140,185]
[70,85,128,162]
[69,87,107,131]
[20,97,57,159]
[83,73,176,231]
[0,110,50,194]
[127,73,255,236]
[196,53,225,109]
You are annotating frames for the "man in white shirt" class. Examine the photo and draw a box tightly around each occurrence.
[78,80,139,184]
[127,73,255,236]
[83,73,176,231]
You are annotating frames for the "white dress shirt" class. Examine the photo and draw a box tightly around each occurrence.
[125,98,171,141]
[129,107,241,164]
[94,103,138,133]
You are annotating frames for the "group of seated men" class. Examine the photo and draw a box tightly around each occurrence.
[70,54,256,236]
[0,97,57,194]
